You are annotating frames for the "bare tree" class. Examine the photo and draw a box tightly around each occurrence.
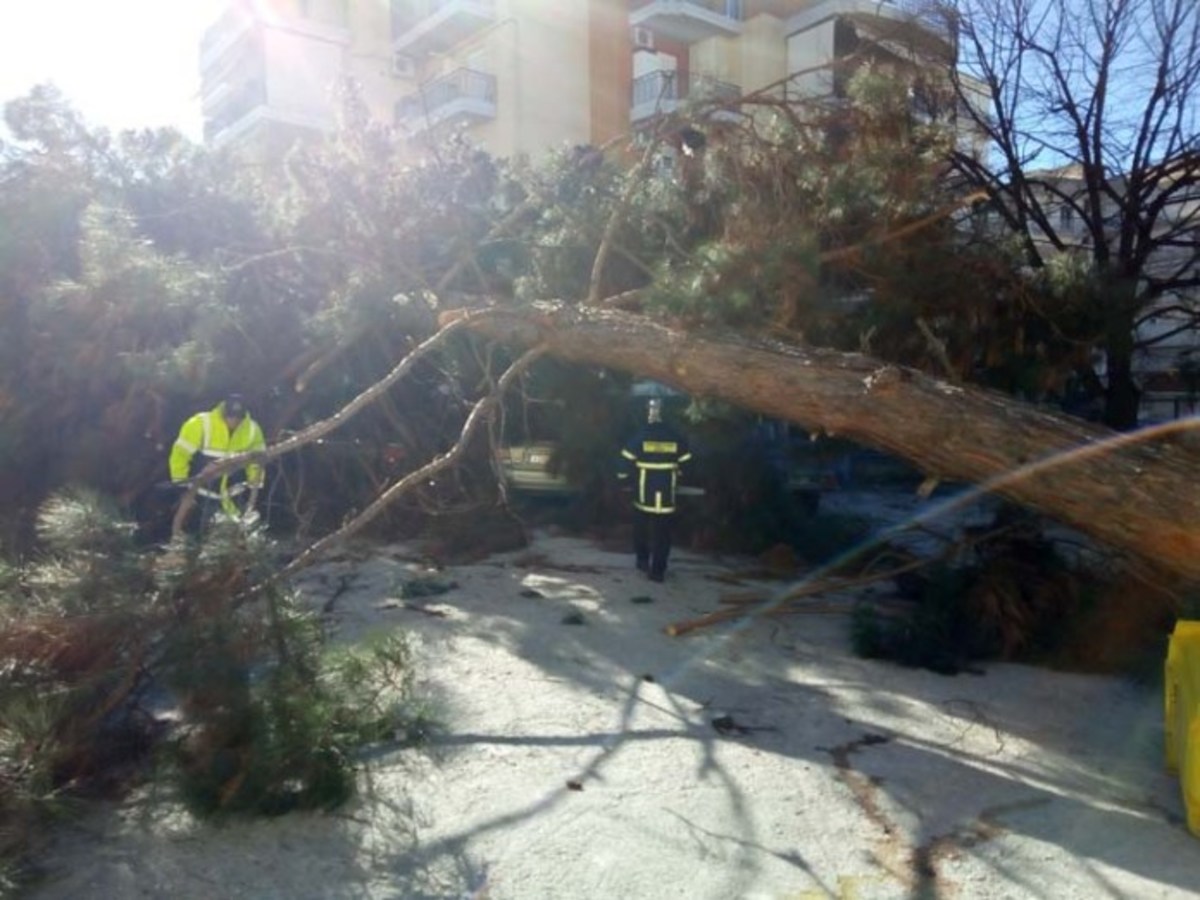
[947,0,1200,428]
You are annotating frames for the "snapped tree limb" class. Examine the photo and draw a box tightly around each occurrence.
[172,309,491,536]
[276,345,545,579]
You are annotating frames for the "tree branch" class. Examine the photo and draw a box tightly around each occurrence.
[173,309,500,528]
[276,345,545,579]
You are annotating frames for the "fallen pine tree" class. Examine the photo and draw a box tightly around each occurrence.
[452,300,1200,584]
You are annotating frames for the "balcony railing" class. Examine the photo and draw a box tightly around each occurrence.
[788,0,955,54]
[631,71,741,122]
[888,0,956,45]
[203,79,267,143]
[396,68,497,133]
[391,0,496,55]
[200,4,258,70]
[630,0,743,44]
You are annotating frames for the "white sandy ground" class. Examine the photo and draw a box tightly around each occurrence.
[22,494,1200,900]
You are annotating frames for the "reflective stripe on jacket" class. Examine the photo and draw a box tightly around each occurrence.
[169,402,266,514]
[617,422,692,514]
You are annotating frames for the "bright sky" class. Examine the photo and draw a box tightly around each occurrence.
[0,1,229,139]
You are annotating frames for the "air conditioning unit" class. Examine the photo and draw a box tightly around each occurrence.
[632,26,655,50]
[392,53,416,78]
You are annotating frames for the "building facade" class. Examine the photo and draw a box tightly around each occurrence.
[199,0,960,158]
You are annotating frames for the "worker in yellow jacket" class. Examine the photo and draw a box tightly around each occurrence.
[169,393,266,535]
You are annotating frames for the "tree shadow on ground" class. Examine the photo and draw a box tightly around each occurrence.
[317,533,1196,899]
[29,531,1194,899]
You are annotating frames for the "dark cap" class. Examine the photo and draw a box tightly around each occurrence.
[223,393,247,419]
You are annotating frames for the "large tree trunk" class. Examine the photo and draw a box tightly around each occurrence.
[1104,350,1142,433]
[462,302,1200,581]
[1102,291,1143,431]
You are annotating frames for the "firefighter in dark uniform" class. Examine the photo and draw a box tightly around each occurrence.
[618,397,692,582]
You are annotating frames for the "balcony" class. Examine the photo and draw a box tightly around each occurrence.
[788,0,956,57]
[631,71,741,123]
[396,68,497,134]
[391,0,496,56]
[200,4,257,71]
[201,3,350,71]
[203,79,267,143]
[630,0,743,45]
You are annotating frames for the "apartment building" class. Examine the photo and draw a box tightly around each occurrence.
[199,0,960,158]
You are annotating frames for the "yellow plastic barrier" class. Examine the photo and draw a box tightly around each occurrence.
[1165,620,1200,837]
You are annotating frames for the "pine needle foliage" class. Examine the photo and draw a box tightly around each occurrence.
[156,523,420,817]
[0,74,1119,551]
[850,506,1106,674]
[0,490,422,886]
[0,489,155,889]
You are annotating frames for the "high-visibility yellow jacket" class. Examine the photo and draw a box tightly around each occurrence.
[169,402,266,514]
[618,422,692,514]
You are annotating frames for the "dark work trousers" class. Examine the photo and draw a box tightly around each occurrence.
[199,497,223,531]
[633,509,674,581]
[180,496,224,537]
